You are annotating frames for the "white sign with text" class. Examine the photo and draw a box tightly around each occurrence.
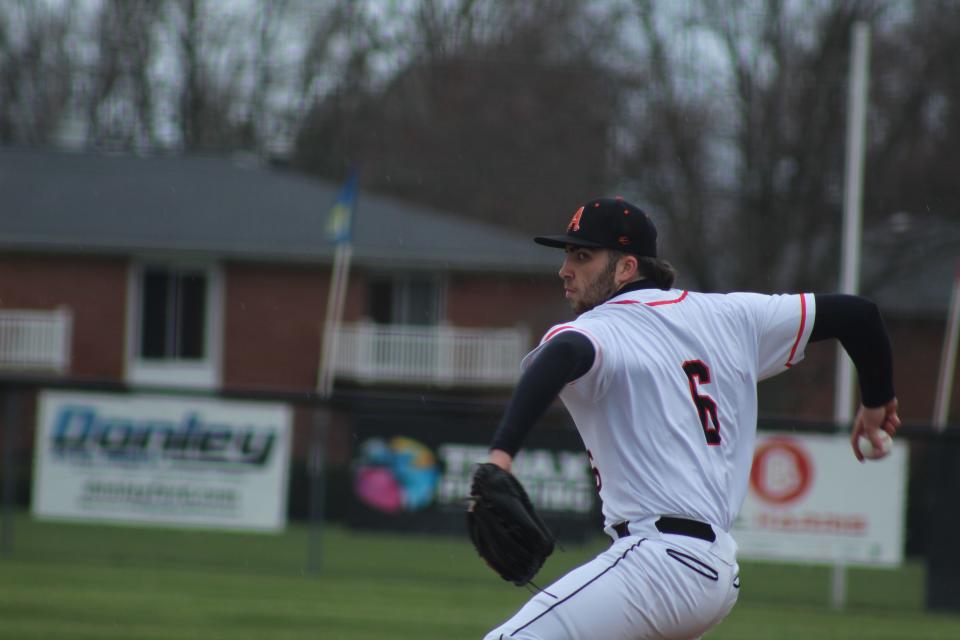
[732,432,907,566]
[32,391,292,532]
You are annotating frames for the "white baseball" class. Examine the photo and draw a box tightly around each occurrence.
[857,431,893,460]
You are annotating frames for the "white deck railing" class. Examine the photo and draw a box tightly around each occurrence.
[334,322,529,387]
[0,308,72,373]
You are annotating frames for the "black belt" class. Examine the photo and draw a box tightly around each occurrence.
[613,517,716,542]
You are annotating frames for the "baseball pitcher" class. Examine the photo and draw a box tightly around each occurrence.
[470,197,899,640]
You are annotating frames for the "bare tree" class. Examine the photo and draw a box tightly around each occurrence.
[165,0,261,151]
[0,0,74,145]
[617,0,721,289]
[618,0,888,292]
[869,0,960,217]
[160,0,365,154]
[242,0,291,151]
[294,0,393,145]
[845,0,960,296]
[296,1,350,116]
[170,0,213,149]
[85,0,162,148]
[293,0,625,233]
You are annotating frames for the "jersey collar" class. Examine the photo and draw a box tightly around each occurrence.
[604,280,687,307]
[606,279,662,303]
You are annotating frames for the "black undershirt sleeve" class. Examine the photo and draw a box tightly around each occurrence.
[809,293,895,408]
[489,331,596,456]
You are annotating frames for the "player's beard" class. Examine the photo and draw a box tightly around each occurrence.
[571,258,619,315]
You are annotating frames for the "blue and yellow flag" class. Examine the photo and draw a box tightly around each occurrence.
[326,169,359,245]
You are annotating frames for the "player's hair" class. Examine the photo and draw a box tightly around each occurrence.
[637,257,677,289]
[608,251,677,289]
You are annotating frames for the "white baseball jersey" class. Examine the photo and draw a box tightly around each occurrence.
[522,287,815,533]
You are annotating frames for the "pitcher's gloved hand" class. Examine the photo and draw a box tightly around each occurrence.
[466,463,555,586]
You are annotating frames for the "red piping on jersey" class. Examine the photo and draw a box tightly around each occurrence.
[785,293,807,369]
[611,290,689,307]
[543,325,577,342]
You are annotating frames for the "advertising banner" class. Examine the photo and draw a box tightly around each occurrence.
[345,416,600,540]
[732,432,908,566]
[32,391,292,532]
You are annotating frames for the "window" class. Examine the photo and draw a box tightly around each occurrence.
[140,268,207,360]
[367,274,444,325]
[127,262,222,388]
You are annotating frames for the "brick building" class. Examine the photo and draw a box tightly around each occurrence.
[0,146,566,395]
[0,145,575,517]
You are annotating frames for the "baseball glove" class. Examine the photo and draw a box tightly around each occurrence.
[466,462,556,586]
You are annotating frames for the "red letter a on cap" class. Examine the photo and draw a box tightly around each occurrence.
[568,206,584,232]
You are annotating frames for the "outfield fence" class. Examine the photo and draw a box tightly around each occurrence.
[1,374,960,612]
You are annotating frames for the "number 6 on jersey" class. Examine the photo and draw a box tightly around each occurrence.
[682,360,721,445]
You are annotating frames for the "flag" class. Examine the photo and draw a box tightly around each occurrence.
[326,169,359,245]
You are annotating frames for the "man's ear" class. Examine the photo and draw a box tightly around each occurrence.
[617,254,639,285]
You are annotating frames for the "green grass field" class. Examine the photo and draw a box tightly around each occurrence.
[1,513,959,639]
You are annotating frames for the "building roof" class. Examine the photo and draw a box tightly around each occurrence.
[862,217,960,317]
[0,146,561,273]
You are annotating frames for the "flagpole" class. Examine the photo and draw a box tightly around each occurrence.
[933,261,960,430]
[834,22,870,425]
[318,246,342,398]
[831,21,870,613]
[317,169,359,398]
[318,243,352,398]
[311,170,359,577]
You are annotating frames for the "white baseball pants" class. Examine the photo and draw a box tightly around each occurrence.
[483,521,740,640]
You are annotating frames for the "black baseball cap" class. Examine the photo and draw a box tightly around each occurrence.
[534,197,658,258]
